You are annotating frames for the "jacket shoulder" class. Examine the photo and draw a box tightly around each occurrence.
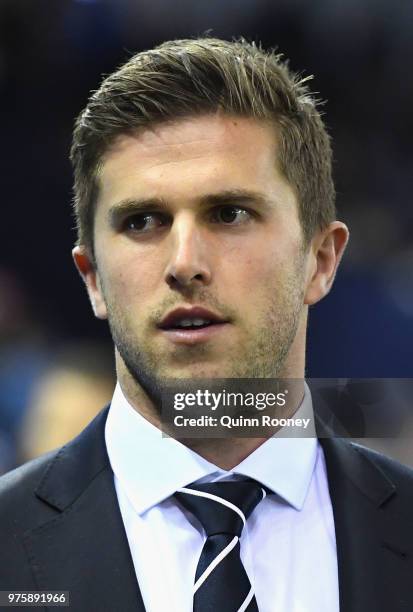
[0,405,109,520]
[0,450,60,524]
[351,441,413,493]
[0,450,63,588]
[351,441,413,473]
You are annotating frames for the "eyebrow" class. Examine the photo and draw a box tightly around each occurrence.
[107,189,273,225]
[108,197,168,225]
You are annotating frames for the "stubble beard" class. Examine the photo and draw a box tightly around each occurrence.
[100,256,306,418]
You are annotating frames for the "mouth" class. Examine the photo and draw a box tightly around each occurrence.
[157,306,229,345]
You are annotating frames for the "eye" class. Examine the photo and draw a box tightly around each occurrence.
[123,212,169,233]
[212,206,252,225]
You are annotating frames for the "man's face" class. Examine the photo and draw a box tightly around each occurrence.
[86,114,313,387]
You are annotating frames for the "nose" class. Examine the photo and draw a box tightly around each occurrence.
[164,213,212,289]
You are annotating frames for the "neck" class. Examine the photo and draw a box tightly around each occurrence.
[180,437,272,470]
[118,368,305,471]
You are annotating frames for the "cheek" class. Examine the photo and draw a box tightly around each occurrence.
[98,248,161,307]
[221,242,285,289]
[219,243,302,319]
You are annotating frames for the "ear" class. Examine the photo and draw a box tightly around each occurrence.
[304,221,349,306]
[72,246,107,319]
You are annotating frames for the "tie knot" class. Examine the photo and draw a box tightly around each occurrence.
[175,480,266,537]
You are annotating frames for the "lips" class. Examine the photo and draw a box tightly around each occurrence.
[158,306,228,330]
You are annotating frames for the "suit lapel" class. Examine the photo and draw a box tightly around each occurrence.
[320,437,412,612]
[24,408,146,612]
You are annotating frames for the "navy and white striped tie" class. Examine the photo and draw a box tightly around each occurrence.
[175,480,267,612]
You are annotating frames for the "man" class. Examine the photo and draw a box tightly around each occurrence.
[1,38,412,612]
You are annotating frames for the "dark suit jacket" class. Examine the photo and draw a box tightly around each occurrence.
[1,406,413,611]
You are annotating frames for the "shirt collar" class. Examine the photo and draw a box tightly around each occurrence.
[105,382,318,514]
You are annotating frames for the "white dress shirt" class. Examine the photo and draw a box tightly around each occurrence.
[105,383,339,612]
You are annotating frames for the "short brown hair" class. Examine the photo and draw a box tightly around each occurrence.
[70,37,335,257]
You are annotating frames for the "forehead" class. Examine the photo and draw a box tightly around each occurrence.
[105,113,277,160]
[96,114,293,209]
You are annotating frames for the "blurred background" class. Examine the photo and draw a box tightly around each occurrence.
[0,0,412,472]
